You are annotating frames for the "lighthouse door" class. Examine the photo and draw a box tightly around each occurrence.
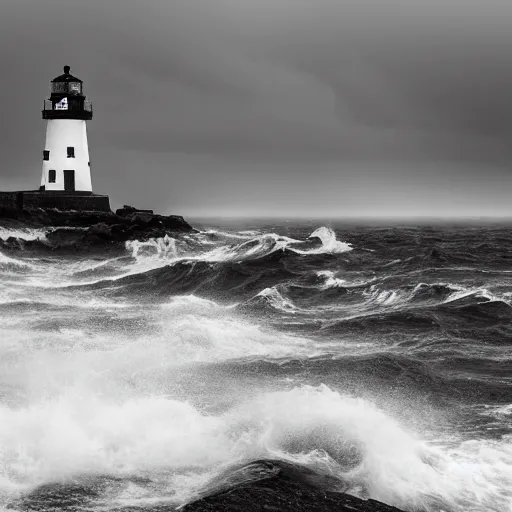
[64,170,75,191]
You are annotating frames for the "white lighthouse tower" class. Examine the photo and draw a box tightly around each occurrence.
[40,66,93,192]
[0,65,109,212]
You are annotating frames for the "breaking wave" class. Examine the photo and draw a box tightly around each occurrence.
[126,227,351,264]
[0,227,48,242]
[293,227,353,255]
[1,385,510,512]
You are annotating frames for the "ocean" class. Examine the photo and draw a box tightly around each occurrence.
[0,219,511,511]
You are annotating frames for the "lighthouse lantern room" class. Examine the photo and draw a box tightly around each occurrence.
[40,66,93,192]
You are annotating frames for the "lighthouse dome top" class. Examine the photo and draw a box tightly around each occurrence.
[51,65,83,84]
[43,65,92,119]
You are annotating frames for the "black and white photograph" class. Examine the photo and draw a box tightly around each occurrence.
[0,1,511,511]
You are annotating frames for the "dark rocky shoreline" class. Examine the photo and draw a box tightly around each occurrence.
[0,205,195,253]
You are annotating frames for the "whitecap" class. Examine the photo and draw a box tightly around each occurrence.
[291,227,353,255]
[255,287,296,312]
[0,227,48,242]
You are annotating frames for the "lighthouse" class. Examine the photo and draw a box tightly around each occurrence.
[41,66,92,192]
[0,65,110,212]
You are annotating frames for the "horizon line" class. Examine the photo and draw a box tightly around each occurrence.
[183,214,512,221]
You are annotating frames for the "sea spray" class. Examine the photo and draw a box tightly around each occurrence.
[1,385,510,511]
[126,235,178,259]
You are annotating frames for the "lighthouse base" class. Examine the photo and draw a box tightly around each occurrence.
[0,191,111,212]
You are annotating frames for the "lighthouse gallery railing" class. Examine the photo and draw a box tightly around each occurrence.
[42,99,93,120]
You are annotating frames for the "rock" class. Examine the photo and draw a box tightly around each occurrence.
[182,460,405,512]
[0,207,193,232]
[0,206,195,254]
[116,204,154,216]
[89,222,112,236]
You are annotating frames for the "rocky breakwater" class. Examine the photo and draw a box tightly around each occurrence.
[0,204,194,254]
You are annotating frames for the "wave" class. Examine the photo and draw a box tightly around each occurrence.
[2,385,511,512]
[87,257,297,303]
[238,273,477,318]
[239,280,473,317]
[69,227,351,294]
[315,270,347,288]
[0,295,315,389]
[126,227,352,265]
[376,283,505,313]
[0,251,34,271]
[324,295,512,334]
[116,234,292,283]
[240,286,298,314]
[85,227,351,292]
[291,227,353,255]
[196,228,349,263]
[0,227,48,242]
[440,297,512,324]
[62,238,512,325]
[0,227,353,292]
[407,282,461,303]
[202,234,291,262]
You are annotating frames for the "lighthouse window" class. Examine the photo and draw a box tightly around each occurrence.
[43,150,50,161]
[48,169,56,183]
[67,147,75,158]
[69,82,82,94]
[51,83,67,94]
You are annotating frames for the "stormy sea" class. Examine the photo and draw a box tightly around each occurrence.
[1,219,511,512]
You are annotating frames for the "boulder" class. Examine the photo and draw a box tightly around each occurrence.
[116,205,154,216]
[182,460,405,512]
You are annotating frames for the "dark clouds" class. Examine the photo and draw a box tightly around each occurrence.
[1,0,512,216]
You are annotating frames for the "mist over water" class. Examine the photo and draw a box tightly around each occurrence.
[1,220,512,511]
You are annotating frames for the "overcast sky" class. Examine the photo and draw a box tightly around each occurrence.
[1,0,512,217]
